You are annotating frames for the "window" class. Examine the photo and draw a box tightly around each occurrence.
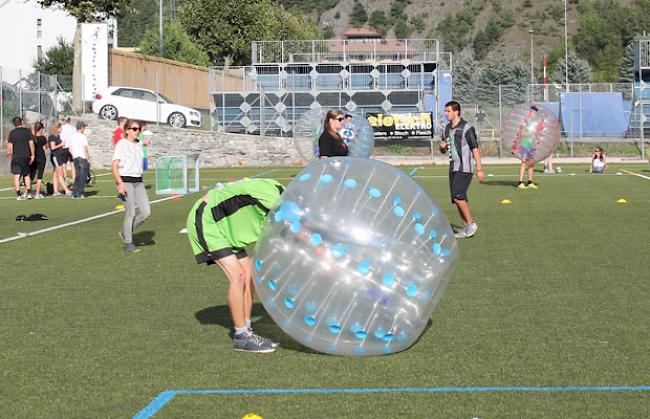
[140,91,158,102]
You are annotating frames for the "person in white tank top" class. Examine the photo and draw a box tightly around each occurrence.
[590,147,608,174]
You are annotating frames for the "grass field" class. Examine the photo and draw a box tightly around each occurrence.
[1,163,649,418]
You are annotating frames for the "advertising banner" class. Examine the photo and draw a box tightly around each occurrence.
[81,23,108,102]
[367,112,434,140]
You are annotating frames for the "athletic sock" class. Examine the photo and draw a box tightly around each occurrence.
[16,191,21,197]
[234,326,249,336]
[527,181,533,185]
[245,319,251,330]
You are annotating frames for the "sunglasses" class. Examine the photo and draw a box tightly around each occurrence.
[129,127,141,132]
[334,117,344,121]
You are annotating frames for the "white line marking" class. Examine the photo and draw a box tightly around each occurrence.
[0,195,182,245]
[622,169,650,180]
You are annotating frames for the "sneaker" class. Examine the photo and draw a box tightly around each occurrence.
[464,221,478,238]
[26,193,34,199]
[124,242,141,253]
[16,194,28,201]
[517,182,527,190]
[248,328,279,348]
[64,191,73,197]
[34,193,45,199]
[52,192,62,197]
[233,332,276,353]
[527,182,538,190]
[454,227,468,239]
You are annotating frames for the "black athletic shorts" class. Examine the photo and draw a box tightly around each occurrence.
[51,154,67,167]
[31,159,46,180]
[449,171,473,203]
[201,248,248,265]
[11,157,31,176]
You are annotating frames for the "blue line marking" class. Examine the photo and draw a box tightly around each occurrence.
[133,390,176,419]
[408,168,418,177]
[133,385,650,418]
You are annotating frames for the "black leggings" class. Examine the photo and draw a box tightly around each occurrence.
[31,159,46,180]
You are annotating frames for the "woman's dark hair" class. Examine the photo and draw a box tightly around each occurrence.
[33,121,44,134]
[594,147,604,161]
[323,108,343,136]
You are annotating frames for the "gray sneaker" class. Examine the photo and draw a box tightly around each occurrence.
[454,228,467,239]
[464,221,478,238]
[248,328,279,348]
[233,332,276,353]
[124,242,141,253]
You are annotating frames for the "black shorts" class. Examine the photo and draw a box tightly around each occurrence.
[31,159,46,180]
[199,248,248,265]
[52,154,67,167]
[10,157,31,176]
[450,171,473,203]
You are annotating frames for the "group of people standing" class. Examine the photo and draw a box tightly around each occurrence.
[6,115,89,199]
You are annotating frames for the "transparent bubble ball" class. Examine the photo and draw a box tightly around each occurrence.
[502,103,561,163]
[253,157,457,356]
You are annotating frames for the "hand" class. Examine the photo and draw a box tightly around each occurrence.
[116,182,126,195]
[476,168,485,182]
[29,156,34,164]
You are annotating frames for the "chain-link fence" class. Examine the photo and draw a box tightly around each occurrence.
[454,82,647,159]
[1,66,73,145]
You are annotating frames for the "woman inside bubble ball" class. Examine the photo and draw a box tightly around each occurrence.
[589,147,608,173]
[516,105,539,190]
[318,108,348,159]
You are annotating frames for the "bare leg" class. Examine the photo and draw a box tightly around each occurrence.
[454,198,474,225]
[216,255,248,328]
[239,256,254,324]
[518,163,526,182]
[13,174,21,193]
[528,165,534,182]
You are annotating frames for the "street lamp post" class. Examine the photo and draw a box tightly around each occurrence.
[564,0,569,91]
[529,29,534,86]
[159,0,163,58]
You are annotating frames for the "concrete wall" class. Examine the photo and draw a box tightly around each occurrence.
[78,114,303,169]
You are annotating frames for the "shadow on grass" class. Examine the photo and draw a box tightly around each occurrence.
[133,230,156,246]
[480,179,520,187]
[195,304,327,355]
[195,304,434,355]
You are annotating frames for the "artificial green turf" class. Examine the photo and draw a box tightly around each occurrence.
[0,164,649,417]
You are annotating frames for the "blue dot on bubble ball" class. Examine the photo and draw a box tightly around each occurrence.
[414,223,425,236]
[284,298,295,309]
[329,325,342,334]
[355,330,368,339]
[268,280,278,291]
[412,211,422,222]
[432,243,442,256]
[344,178,357,189]
[429,230,438,240]
[369,188,381,198]
[406,282,419,298]
[319,174,333,184]
[382,271,395,286]
[310,233,323,246]
[374,328,386,339]
[393,206,405,218]
[255,258,263,272]
[305,301,317,312]
[304,316,316,326]
[357,259,372,275]
[299,173,312,182]
[290,221,301,233]
[392,196,401,206]
[331,244,346,259]
[355,346,365,354]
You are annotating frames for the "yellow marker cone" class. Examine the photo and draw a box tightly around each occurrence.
[616,198,627,203]
[501,199,512,205]
[242,414,263,419]
[114,204,125,210]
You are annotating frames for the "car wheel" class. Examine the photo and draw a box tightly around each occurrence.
[168,112,186,128]
[99,105,118,120]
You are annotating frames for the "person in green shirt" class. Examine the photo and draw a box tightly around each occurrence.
[138,122,152,171]
[186,178,284,353]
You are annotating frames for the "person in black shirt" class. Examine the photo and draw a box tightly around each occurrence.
[318,108,348,159]
[48,122,72,196]
[6,116,35,200]
[30,121,48,199]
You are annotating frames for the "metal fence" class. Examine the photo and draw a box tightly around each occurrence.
[1,65,72,145]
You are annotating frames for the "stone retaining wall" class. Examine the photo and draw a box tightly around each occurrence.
[78,115,303,169]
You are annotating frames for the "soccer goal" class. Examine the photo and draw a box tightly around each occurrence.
[155,154,201,195]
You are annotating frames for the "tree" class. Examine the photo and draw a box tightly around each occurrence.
[117,0,158,47]
[478,60,529,105]
[369,10,388,36]
[551,51,592,84]
[33,37,74,90]
[138,21,210,67]
[452,56,478,102]
[35,0,130,22]
[180,0,319,66]
[619,41,635,83]
[350,1,368,28]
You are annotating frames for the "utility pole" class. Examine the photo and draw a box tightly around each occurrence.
[159,0,163,58]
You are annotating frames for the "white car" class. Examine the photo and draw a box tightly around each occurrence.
[92,86,202,128]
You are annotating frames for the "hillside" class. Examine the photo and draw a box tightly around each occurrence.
[278,0,638,78]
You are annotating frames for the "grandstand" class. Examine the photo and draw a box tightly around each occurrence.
[208,38,452,136]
